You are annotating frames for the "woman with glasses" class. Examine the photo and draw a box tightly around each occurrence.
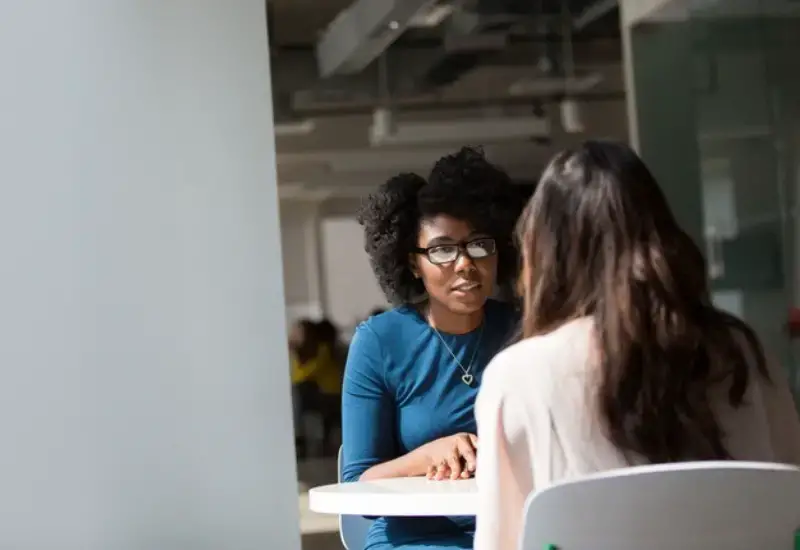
[341,147,522,550]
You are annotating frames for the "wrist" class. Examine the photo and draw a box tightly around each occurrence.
[359,449,430,481]
[403,445,432,477]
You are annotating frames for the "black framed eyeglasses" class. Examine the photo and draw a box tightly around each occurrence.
[415,237,497,265]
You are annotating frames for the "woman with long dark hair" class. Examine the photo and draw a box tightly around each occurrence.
[473,141,800,550]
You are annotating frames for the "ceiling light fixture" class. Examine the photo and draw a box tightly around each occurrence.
[560,99,584,134]
[368,110,551,147]
[274,119,316,137]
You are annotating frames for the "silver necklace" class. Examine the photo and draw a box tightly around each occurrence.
[432,323,484,386]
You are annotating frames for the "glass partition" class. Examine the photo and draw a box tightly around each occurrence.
[629,0,800,403]
[690,0,800,401]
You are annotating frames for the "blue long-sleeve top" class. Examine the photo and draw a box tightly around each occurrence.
[341,300,518,550]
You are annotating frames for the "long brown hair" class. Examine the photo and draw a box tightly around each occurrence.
[517,141,768,463]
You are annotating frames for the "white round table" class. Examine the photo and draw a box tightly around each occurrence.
[309,477,478,517]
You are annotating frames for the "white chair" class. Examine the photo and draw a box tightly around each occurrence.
[520,461,800,550]
[337,447,372,550]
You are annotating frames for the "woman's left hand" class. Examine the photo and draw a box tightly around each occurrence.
[422,433,478,481]
[427,462,475,480]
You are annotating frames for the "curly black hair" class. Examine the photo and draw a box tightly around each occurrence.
[357,146,524,305]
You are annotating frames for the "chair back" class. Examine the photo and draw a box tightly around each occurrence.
[338,446,373,550]
[520,461,800,550]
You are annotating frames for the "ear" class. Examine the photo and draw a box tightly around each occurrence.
[408,253,420,279]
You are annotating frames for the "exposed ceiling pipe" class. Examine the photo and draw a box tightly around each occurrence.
[290,88,624,117]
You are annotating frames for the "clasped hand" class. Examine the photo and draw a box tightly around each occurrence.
[417,433,478,481]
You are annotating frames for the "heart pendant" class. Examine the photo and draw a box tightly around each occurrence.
[461,373,474,386]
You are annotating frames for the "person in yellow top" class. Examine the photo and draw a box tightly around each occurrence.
[289,319,320,457]
[289,318,345,457]
[312,319,344,455]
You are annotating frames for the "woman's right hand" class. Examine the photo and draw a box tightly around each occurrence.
[415,433,478,481]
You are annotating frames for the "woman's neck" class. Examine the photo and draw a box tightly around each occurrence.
[425,300,484,335]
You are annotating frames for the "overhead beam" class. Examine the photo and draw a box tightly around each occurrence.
[290,90,624,116]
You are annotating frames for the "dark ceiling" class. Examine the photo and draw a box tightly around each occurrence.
[267,0,623,121]
[268,0,620,49]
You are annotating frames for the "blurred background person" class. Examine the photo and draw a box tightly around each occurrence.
[289,318,322,458]
[314,318,346,455]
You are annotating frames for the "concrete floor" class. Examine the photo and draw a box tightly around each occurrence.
[303,532,344,550]
[297,457,342,550]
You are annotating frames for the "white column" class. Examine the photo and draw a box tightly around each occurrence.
[0,3,299,549]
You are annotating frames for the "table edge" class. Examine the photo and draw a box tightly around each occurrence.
[308,485,478,517]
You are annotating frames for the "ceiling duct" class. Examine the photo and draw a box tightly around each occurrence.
[315,0,451,78]
[368,107,551,146]
[409,3,457,27]
[413,3,525,91]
